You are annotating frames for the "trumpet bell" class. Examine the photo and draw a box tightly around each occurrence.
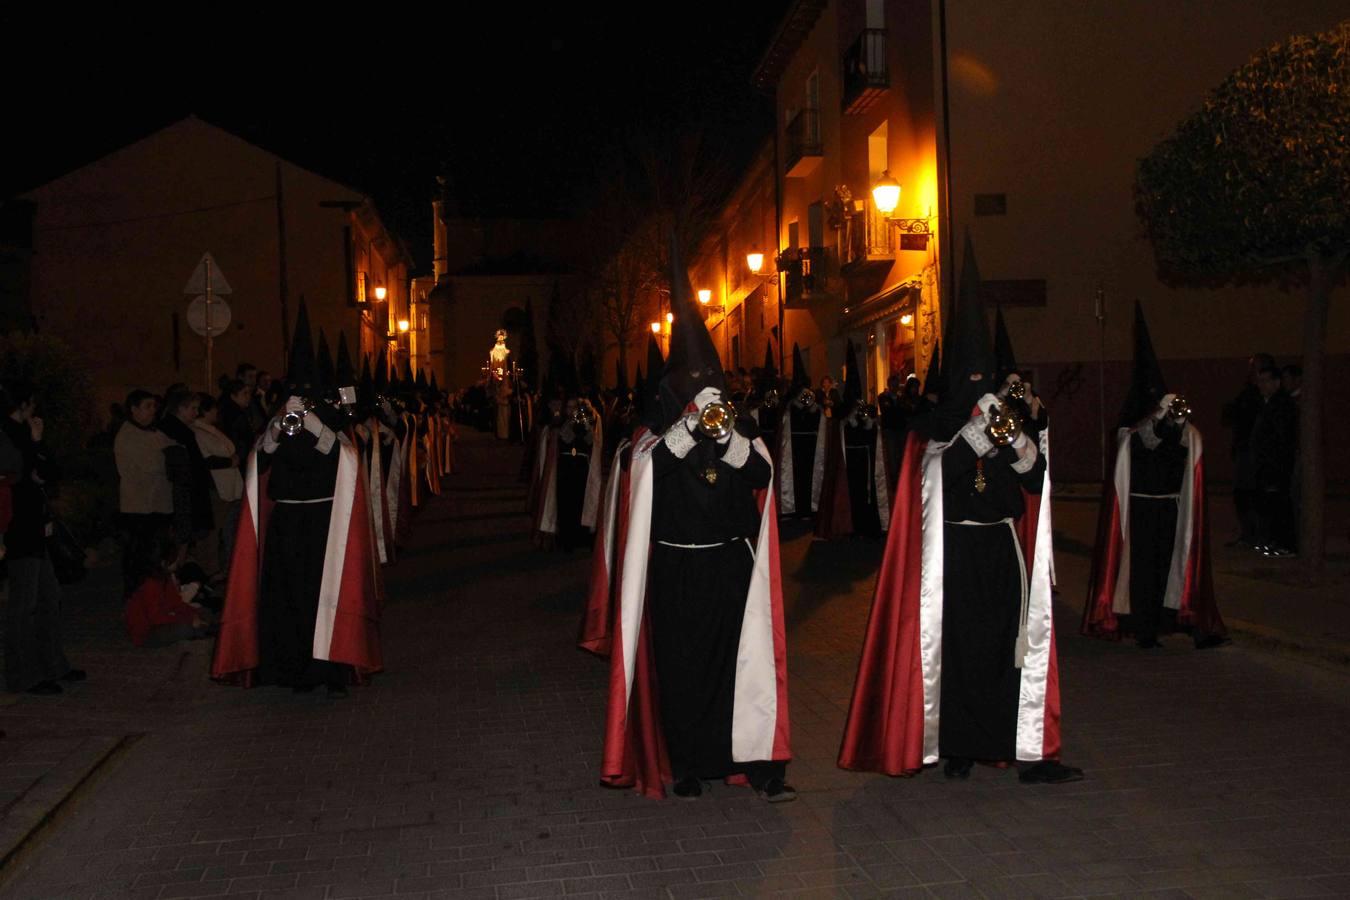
[986,400,1023,447]
[697,401,736,441]
[279,399,315,436]
[1167,394,1192,422]
[1006,380,1027,401]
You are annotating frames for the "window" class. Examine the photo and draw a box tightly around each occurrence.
[805,70,821,144]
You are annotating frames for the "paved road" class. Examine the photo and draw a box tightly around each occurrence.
[2,432,1348,899]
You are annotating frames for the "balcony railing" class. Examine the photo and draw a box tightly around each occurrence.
[784,246,831,308]
[842,29,888,114]
[785,108,823,177]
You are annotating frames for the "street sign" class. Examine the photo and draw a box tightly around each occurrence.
[187,295,231,337]
[183,253,232,295]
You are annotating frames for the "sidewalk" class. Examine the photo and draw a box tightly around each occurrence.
[1052,483,1350,665]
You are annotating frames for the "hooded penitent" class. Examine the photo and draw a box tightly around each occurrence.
[790,343,809,397]
[335,333,356,394]
[921,338,943,398]
[658,233,724,427]
[316,329,336,394]
[1117,301,1168,429]
[842,338,863,416]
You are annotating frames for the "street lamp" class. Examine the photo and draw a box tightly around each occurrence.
[666,312,674,325]
[900,313,914,327]
[650,321,661,334]
[746,252,765,275]
[374,286,388,302]
[872,170,932,245]
[397,319,410,333]
[697,289,712,305]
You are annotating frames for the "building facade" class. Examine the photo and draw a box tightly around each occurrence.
[742,0,1348,482]
[20,117,414,406]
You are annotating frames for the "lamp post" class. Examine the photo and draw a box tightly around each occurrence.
[872,170,933,248]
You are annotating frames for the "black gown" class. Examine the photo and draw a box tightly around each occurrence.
[787,403,820,517]
[555,424,594,551]
[1123,420,1187,644]
[843,419,882,537]
[256,426,351,689]
[647,425,782,787]
[939,434,1045,762]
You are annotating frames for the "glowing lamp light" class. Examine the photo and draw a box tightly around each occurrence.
[872,170,901,216]
[900,313,914,326]
[746,252,765,274]
[651,321,661,334]
[374,286,388,302]
[697,289,712,305]
[397,319,410,333]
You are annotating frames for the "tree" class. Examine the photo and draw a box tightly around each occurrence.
[1135,20,1349,578]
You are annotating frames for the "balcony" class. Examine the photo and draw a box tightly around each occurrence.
[842,29,888,114]
[785,109,823,178]
[784,247,832,308]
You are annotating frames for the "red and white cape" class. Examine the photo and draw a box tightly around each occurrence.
[837,430,1060,775]
[599,432,791,798]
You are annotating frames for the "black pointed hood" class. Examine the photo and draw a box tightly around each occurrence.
[315,329,335,392]
[843,339,863,409]
[931,234,994,439]
[615,359,629,394]
[400,360,416,397]
[994,307,1018,383]
[658,232,723,426]
[922,339,944,398]
[641,333,667,432]
[335,332,356,389]
[358,354,375,409]
[760,342,778,390]
[790,343,809,393]
[1118,301,1168,428]
[429,371,440,396]
[415,367,428,392]
[284,299,319,398]
[373,347,389,395]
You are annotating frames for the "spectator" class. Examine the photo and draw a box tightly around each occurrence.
[191,394,242,578]
[1222,352,1275,546]
[1281,364,1303,402]
[1249,365,1297,557]
[114,390,177,592]
[124,531,216,648]
[157,390,216,565]
[218,379,257,474]
[2,382,84,695]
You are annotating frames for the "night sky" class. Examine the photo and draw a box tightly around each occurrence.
[3,3,793,270]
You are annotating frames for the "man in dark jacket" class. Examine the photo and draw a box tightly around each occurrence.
[1249,365,1298,556]
[2,383,84,695]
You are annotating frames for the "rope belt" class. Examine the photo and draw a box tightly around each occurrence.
[1130,492,1180,499]
[944,517,1030,668]
[275,496,334,504]
[564,449,589,458]
[656,537,756,558]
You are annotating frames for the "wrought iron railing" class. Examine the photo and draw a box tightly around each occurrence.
[785,109,823,172]
[843,29,888,113]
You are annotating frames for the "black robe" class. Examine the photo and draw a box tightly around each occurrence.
[843,419,882,538]
[939,434,1045,761]
[1123,420,1187,643]
[647,426,781,785]
[555,424,594,551]
[787,402,820,517]
[256,428,349,688]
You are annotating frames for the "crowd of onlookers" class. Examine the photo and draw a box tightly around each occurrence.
[1223,353,1302,558]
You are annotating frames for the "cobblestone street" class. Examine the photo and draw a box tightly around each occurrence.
[2,432,1349,900]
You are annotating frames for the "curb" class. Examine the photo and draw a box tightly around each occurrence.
[0,733,143,884]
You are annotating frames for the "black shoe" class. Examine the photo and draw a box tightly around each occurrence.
[943,757,973,780]
[1019,761,1084,784]
[1195,634,1231,650]
[27,681,63,696]
[326,684,349,699]
[59,669,87,683]
[756,778,798,803]
[672,776,703,799]
[1136,637,1161,649]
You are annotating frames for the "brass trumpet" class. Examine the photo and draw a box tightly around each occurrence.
[280,399,315,436]
[1167,394,1192,423]
[985,400,1024,447]
[697,400,737,441]
[1006,380,1027,401]
[568,402,596,430]
[760,389,780,410]
[795,388,816,407]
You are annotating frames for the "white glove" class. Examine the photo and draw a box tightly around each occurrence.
[284,395,306,414]
[1155,393,1176,420]
[303,409,324,437]
[975,393,999,419]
